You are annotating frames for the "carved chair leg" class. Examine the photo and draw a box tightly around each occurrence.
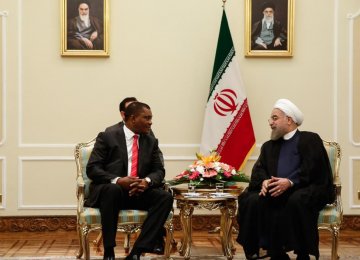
[171,236,178,249]
[76,225,84,259]
[92,231,103,248]
[82,226,91,260]
[164,222,175,259]
[331,225,340,260]
[124,233,131,254]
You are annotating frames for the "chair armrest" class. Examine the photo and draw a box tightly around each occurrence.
[76,176,85,196]
[334,174,341,187]
[333,173,342,206]
[76,176,85,213]
[334,183,343,218]
[163,182,174,197]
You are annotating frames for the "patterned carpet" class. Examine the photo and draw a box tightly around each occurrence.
[2,256,360,260]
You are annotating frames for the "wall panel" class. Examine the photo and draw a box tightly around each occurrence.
[352,16,360,143]
[350,158,360,208]
[18,157,75,209]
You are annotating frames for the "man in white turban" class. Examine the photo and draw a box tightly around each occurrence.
[270,99,304,141]
[237,99,334,260]
[273,99,304,126]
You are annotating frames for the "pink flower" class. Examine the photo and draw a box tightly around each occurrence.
[223,171,232,178]
[175,170,190,180]
[203,169,218,178]
[189,171,200,180]
[220,163,233,172]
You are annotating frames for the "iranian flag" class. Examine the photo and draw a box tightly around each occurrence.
[200,10,255,170]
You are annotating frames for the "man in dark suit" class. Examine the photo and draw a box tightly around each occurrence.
[117,97,166,255]
[117,97,164,167]
[237,99,334,260]
[86,101,173,260]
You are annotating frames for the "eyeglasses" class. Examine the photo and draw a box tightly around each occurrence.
[268,115,289,123]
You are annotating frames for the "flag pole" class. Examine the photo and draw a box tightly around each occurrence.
[222,0,226,8]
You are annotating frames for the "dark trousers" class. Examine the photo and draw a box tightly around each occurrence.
[237,188,320,258]
[98,184,173,252]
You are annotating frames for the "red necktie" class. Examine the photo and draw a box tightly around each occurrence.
[130,135,139,177]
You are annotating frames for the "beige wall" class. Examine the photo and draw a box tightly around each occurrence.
[0,0,359,216]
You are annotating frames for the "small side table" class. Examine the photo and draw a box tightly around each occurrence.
[172,186,243,260]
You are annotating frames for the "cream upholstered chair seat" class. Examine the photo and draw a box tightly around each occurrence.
[75,139,174,260]
[317,140,342,260]
[78,208,149,227]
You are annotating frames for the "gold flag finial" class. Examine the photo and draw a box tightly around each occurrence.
[222,0,226,8]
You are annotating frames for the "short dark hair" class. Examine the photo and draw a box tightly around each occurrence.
[124,102,150,121]
[261,2,275,12]
[119,97,138,112]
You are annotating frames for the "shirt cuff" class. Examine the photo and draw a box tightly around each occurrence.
[287,179,294,187]
[112,177,120,184]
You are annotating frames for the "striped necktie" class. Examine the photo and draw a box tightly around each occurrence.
[130,135,139,177]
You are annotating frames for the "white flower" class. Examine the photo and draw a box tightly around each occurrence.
[215,166,222,172]
[196,165,205,174]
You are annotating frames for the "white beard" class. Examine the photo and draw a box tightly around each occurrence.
[263,16,274,29]
[264,15,274,23]
[79,14,90,27]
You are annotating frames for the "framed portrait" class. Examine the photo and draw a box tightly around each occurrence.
[61,0,109,57]
[245,0,294,57]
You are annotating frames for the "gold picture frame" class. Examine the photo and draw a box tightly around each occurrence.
[245,0,294,57]
[61,0,109,57]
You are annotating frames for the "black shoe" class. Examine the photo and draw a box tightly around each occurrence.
[296,254,310,260]
[124,254,140,260]
[152,239,165,255]
[103,257,115,260]
[245,253,259,259]
[125,248,143,260]
[270,252,290,260]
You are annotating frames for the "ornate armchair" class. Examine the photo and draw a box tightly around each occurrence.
[318,140,343,260]
[74,139,174,260]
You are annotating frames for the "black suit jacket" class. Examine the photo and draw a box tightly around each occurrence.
[85,123,165,207]
[107,121,164,165]
[248,131,334,211]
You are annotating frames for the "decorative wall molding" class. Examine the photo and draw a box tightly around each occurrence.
[348,9,360,146]
[18,142,262,151]
[0,157,6,210]
[165,155,257,162]
[341,215,360,230]
[333,0,339,140]
[0,215,359,232]
[0,11,8,146]
[18,0,23,147]
[0,215,77,232]
[349,157,360,209]
[18,156,75,209]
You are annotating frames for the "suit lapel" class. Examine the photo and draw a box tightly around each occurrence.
[116,125,129,175]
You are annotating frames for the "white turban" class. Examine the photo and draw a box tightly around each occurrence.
[273,99,304,126]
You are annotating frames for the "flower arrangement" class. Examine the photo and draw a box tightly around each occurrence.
[169,151,249,187]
